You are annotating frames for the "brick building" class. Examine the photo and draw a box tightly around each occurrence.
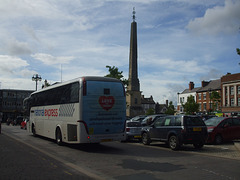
[221,73,240,116]
[197,79,221,113]
[177,80,221,114]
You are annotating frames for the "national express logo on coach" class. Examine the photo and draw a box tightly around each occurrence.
[34,108,58,117]
[34,104,75,118]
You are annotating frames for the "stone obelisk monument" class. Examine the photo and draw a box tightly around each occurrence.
[126,8,143,117]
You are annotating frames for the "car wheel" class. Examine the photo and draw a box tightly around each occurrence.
[142,132,151,145]
[56,128,63,146]
[214,134,223,145]
[193,142,204,149]
[168,135,180,150]
[32,124,36,137]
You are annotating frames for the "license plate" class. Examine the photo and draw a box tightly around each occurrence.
[193,127,202,131]
[134,135,141,138]
[101,139,112,142]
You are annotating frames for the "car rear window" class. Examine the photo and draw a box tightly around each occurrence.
[184,116,205,126]
[127,122,142,127]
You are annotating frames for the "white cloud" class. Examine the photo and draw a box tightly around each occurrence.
[0,55,29,75]
[31,53,75,65]
[187,0,240,35]
[0,0,239,105]
[5,38,32,56]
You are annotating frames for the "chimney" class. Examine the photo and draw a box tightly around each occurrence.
[201,81,209,87]
[189,82,194,90]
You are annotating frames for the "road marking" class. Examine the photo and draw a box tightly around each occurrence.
[3,131,107,180]
[64,171,72,176]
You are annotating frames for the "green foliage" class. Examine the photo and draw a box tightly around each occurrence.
[165,101,175,115]
[237,48,240,56]
[145,108,155,115]
[105,65,128,87]
[210,91,221,112]
[182,95,199,115]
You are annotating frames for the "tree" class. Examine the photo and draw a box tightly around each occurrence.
[182,95,199,115]
[145,108,155,115]
[165,101,175,115]
[105,65,128,87]
[210,91,221,112]
[237,48,240,56]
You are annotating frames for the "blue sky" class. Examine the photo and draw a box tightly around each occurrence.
[0,0,240,105]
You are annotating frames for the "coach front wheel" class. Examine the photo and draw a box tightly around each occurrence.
[56,128,63,146]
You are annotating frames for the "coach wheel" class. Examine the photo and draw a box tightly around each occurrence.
[32,124,36,137]
[56,128,63,146]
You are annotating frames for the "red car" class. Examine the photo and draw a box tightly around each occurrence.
[205,117,240,144]
[21,118,29,130]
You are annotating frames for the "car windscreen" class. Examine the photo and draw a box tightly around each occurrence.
[204,117,225,126]
[127,122,142,127]
[184,116,205,126]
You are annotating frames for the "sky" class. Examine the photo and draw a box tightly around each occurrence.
[0,0,240,106]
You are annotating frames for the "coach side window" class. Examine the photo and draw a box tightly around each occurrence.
[70,83,79,103]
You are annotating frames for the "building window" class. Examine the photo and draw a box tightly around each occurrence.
[180,97,184,103]
[231,98,234,106]
[198,93,202,100]
[203,103,206,110]
[209,91,212,98]
[238,98,240,106]
[180,106,183,112]
[238,86,240,94]
[135,98,138,104]
[231,86,234,95]
[203,93,206,100]
[198,103,201,111]
[225,87,228,95]
[210,102,213,109]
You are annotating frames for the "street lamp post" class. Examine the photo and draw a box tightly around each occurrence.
[32,74,42,91]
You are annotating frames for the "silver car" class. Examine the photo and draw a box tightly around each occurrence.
[125,121,142,142]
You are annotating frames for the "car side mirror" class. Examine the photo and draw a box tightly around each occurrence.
[223,124,229,128]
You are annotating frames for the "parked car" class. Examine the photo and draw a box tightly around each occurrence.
[199,115,217,121]
[13,116,24,126]
[141,114,166,126]
[21,118,29,130]
[124,121,142,142]
[141,115,208,150]
[205,117,240,144]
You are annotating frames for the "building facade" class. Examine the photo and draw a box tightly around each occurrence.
[177,82,200,113]
[177,80,221,114]
[221,73,240,116]
[141,95,155,114]
[197,79,221,113]
[0,89,33,122]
